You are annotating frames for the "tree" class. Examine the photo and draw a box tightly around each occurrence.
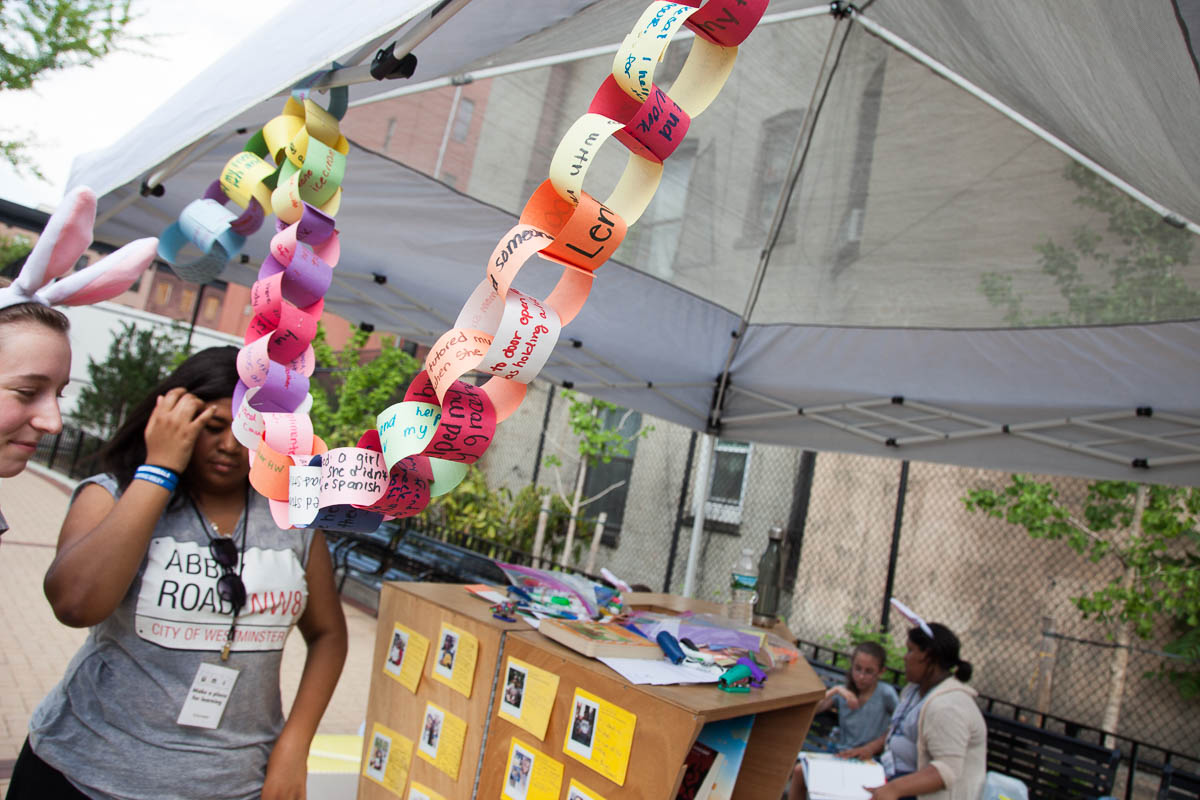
[965,477,1200,714]
[0,232,32,273]
[307,323,420,449]
[73,320,187,437]
[540,389,653,568]
[980,162,1198,326]
[1,1,138,177]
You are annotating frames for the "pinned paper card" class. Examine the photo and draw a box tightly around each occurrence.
[381,622,429,694]
[362,722,413,798]
[566,778,609,800]
[407,781,446,800]
[429,622,478,698]
[502,738,564,800]
[416,701,467,781]
[561,687,637,786]
[497,656,560,742]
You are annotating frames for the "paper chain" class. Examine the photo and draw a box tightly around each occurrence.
[159,0,769,532]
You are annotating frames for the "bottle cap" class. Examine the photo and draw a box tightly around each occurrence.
[768,524,784,540]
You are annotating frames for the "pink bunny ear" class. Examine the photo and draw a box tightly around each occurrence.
[37,238,158,307]
[13,186,98,298]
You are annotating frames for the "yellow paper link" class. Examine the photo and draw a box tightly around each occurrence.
[285,125,350,170]
[286,97,350,167]
[613,2,738,119]
[263,98,306,164]
[220,151,275,212]
[548,113,663,226]
[613,3,698,102]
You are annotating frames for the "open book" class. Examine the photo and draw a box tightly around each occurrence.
[800,753,887,800]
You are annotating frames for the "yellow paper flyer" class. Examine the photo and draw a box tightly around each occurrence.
[561,687,637,786]
[566,778,609,800]
[362,722,414,797]
[382,622,429,694]
[408,780,447,800]
[497,656,560,741]
[502,737,564,800]
[430,621,479,698]
[416,700,467,781]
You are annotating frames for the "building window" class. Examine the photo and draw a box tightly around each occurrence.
[155,281,172,305]
[203,295,220,321]
[705,439,752,525]
[581,406,644,547]
[617,141,697,280]
[742,109,804,243]
[180,288,195,314]
[451,97,475,142]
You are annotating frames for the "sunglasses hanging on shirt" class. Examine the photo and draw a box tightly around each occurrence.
[190,485,251,661]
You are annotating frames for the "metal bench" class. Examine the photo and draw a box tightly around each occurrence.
[1159,763,1200,800]
[327,526,508,593]
[984,711,1120,800]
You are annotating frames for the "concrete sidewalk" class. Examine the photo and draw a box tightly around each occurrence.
[0,468,376,794]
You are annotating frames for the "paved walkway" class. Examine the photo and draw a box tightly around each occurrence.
[0,467,376,794]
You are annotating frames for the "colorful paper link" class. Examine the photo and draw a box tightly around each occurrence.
[199,2,770,531]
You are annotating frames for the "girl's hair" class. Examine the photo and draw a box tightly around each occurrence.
[847,641,888,694]
[100,346,241,497]
[908,622,974,683]
[0,302,70,335]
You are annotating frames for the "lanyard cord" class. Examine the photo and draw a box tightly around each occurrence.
[188,483,250,660]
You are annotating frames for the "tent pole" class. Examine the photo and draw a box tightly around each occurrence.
[349,7,832,107]
[852,12,1199,235]
[709,13,854,429]
[681,432,716,598]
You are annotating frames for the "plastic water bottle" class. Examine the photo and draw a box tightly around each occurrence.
[753,525,784,627]
[728,547,758,625]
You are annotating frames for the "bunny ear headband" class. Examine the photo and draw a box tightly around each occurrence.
[890,597,934,638]
[0,186,158,311]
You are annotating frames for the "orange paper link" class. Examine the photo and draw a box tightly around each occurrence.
[250,438,293,500]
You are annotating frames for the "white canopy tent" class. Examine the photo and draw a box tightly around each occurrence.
[69,0,1200,493]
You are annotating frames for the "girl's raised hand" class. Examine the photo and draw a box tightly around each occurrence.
[143,387,217,473]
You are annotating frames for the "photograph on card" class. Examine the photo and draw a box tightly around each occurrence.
[565,694,599,760]
[500,661,528,719]
[434,626,459,680]
[504,740,535,800]
[365,730,391,782]
[384,626,409,677]
[419,703,444,760]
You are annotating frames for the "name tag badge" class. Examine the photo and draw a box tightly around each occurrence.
[177,662,240,729]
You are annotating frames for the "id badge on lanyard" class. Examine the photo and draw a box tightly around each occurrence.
[177,662,240,729]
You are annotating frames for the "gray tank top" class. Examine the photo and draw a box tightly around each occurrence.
[30,474,315,800]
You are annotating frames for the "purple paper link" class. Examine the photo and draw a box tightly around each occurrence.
[275,216,289,234]
[232,379,248,414]
[258,254,287,281]
[304,504,383,532]
[736,657,767,686]
[229,197,264,236]
[295,204,336,245]
[245,362,310,412]
[203,180,228,203]
[282,244,333,307]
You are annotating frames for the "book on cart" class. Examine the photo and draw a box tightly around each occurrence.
[799,752,887,800]
[674,739,723,800]
[536,618,663,660]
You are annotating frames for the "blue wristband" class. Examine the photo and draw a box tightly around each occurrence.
[134,465,179,492]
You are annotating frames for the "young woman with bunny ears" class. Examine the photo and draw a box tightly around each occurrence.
[0,186,156,537]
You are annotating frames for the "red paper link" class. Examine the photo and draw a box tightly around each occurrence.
[245,271,323,363]
[404,370,497,464]
[357,455,432,517]
[682,0,769,47]
[588,76,691,163]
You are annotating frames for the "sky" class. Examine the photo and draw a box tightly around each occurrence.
[0,0,280,211]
